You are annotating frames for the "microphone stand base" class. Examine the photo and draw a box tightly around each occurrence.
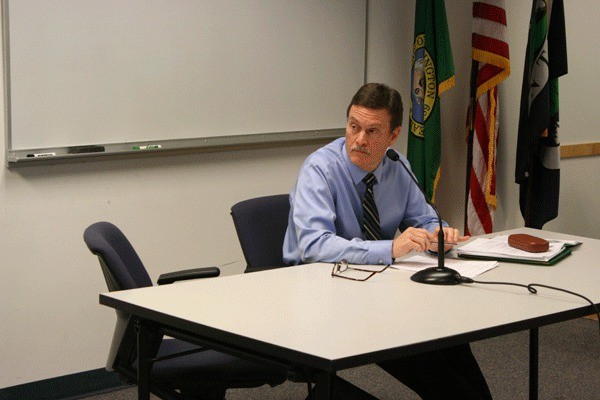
[410,267,461,285]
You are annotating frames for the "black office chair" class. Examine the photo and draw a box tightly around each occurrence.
[230,197,379,400]
[230,194,291,273]
[84,221,287,400]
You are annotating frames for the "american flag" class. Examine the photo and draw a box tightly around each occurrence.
[464,0,510,236]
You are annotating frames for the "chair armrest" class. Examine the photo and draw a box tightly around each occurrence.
[157,267,220,285]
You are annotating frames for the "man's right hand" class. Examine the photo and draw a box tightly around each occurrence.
[391,227,435,259]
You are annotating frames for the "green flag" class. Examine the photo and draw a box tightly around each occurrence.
[515,0,567,228]
[408,0,455,203]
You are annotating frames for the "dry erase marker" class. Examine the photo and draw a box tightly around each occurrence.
[26,152,56,158]
[132,144,162,150]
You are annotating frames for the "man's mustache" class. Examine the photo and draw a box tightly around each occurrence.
[351,145,370,154]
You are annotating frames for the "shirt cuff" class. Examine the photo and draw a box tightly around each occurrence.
[368,240,394,265]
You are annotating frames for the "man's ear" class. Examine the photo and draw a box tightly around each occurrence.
[389,126,401,145]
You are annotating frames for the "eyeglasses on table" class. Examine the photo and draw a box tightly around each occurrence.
[331,259,391,281]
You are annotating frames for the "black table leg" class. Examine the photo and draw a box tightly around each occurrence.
[529,327,539,400]
[135,318,151,400]
[312,372,379,400]
[313,371,334,400]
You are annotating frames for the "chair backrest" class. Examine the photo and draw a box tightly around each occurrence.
[230,194,290,272]
[84,221,155,370]
[84,221,153,291]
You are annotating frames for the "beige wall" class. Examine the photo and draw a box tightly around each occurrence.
[1,0,598,387]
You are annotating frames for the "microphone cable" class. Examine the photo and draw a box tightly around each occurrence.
[460,277,600,336]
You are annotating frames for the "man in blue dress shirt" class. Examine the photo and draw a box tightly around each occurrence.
[283,83,492,399]
[283,82,467,266]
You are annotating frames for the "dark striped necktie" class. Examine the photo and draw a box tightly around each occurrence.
[362,173,382,240]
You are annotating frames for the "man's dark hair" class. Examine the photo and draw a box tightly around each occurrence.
[346,83,403,131]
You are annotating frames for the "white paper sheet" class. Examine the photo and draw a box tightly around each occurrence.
[393,254,498,278]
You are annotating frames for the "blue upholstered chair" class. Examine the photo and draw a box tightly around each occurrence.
[84,221,287,400]
[230,194,290,273]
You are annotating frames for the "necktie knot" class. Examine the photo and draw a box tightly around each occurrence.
[363,173,377,187]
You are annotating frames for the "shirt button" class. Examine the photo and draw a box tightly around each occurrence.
[378,259,384,264]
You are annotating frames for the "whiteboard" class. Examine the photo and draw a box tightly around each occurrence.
[3,0,366,163]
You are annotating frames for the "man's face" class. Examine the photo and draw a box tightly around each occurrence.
[345,105,400,172]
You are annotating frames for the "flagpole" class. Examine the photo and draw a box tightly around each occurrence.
[464,59,479,234]
[524,0,536,229]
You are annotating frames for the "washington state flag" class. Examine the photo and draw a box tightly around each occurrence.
[408,0,455,203]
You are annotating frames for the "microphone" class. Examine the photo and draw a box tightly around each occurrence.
[386,149,461,285]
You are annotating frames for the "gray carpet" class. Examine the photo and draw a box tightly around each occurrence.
[83,318,599,400]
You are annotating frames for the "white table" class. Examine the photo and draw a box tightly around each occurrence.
[100,228,600,399]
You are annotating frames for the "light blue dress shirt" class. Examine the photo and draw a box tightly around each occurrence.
[283,137,444,266]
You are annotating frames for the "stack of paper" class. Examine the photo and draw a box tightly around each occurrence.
[455,235,580,265]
